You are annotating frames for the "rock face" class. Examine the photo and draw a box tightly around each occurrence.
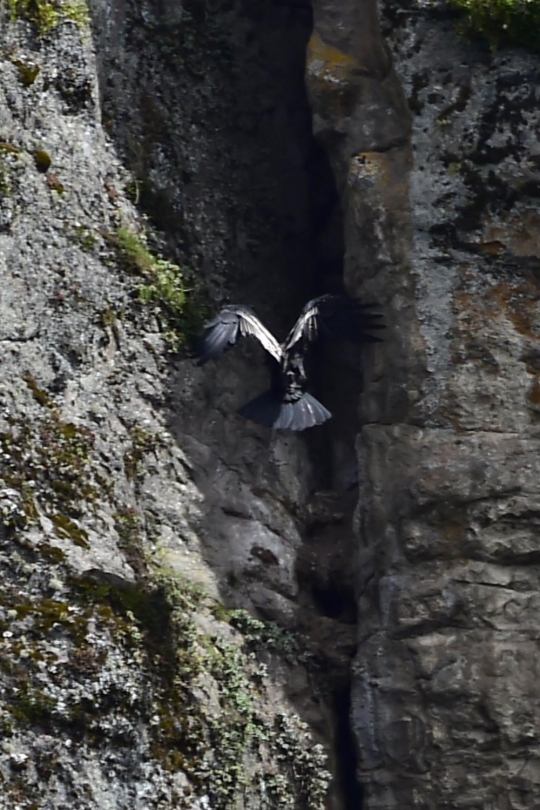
[308,0,540,807]
[2,0,540,807]
[0,2,349,807]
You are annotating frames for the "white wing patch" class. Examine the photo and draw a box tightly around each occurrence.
[196,305,283,365]
[284,299,323,350]
[236,308,283,361]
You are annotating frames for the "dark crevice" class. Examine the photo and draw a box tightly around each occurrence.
[334,686,364,810]
[311,581,357,624]
[306,138,345,296]
[91,0,364,805]
[296,42,367,810]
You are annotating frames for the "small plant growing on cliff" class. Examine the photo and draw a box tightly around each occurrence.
[449,0,540,50]
[138,260,187,315]
[112,227,206,350]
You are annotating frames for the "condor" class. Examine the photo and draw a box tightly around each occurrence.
[194,295,383,431]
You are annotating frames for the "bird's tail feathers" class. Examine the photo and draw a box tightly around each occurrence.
[238,390,331,431]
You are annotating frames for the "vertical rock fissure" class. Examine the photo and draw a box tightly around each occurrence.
[91,0,373,805]
[300,137,369,808]
[333,685,364,810]
[310,0,540,806]
[0,0,403,803]
[306,0,416,806]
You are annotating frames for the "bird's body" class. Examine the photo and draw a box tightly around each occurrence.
[194,295,383,430]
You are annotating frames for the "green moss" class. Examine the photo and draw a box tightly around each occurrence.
[0,557,330,806]
[24,371,53,408]
[144,573,254,796]
[109,226,207,350]
[10,680,57,726]
[68,226,97,252]
[13,60,40,87]
[113,506,141,542]
[0,411,101,535]
[449,0,540,50]
[138,261,187,320]
[0,711,15,737]
[0,572,171,742]
[33,149,51,173]
[8,0,57,31]
[113,506,147,575]
[7,0,89,33]
[73,571,173,644]
[0,590,91,652]
[38,542,67,564]
[0,159,11,197]
[124,179,141,203]
[113,227,157,275]
[0,586,126,731]
[217,607,310,663]
[123,426,159,482]
[99,307,117,327]
[0,142,21,156]
[63,0,89,26]
[50,513,89,548]
[142,571,331,808]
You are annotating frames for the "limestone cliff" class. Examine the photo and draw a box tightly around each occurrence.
[1,0,540,808]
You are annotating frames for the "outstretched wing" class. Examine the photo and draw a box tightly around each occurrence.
[194,305,282,366]
[284,294,384,352]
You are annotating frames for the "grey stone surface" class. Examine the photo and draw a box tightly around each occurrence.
[3,0,539,806]
[0,2,352,808]
[307,0,540,807]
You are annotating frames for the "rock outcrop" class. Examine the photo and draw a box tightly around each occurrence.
[2,0,540,807]
[0,1,345,806]
[308,0,540,807]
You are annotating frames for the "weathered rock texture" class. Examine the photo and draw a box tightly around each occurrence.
[307,0,540,807]
[3,0,540,806]
[0,1,357,807]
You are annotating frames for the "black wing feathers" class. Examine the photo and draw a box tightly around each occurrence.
[239,390,331,430]
[195,295,383,430]
[284,294,384,351]
[194,305,282,365]
[194,310,240,365]
[322,297,384,342]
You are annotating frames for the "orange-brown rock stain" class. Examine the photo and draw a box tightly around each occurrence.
[454,282,540,341]
[403,512,470,562]
[482,209,540,258]
[528,379,540,409]
[306,32,364,120]
[489,282,540,339]
[350,151,395,187]
[307,32,365,80]
[440,513,470,558]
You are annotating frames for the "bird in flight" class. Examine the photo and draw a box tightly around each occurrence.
[194,294,384,431]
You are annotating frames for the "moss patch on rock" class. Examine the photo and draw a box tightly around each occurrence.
[449,0,540,50]
[0,408,103,531]
[7,0,90,34]
[141,570,332,809]
[109,226,207,350]
[0,561,331,808]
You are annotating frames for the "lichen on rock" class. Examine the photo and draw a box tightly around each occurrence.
[0,0,349,806]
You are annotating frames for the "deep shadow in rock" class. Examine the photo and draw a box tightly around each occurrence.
[334,685,364,810]
[88,0,365,804]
